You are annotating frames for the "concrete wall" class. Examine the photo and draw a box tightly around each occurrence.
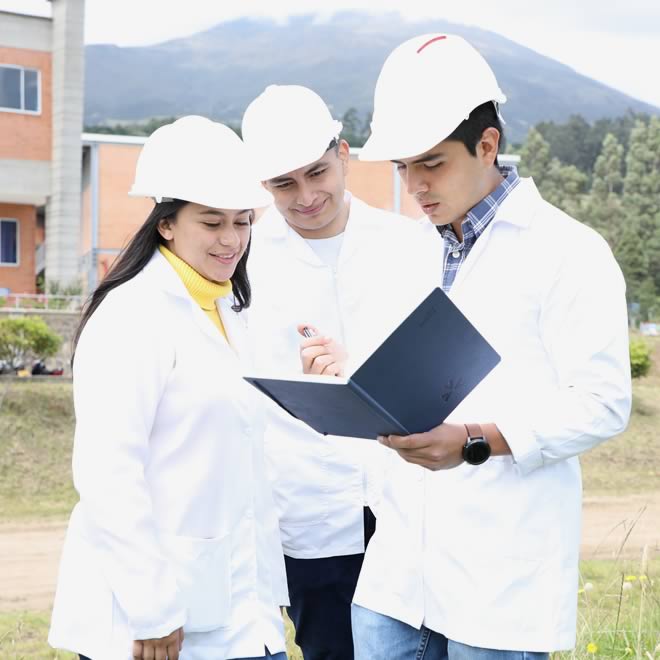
[0,159,50,206]
[0,203,37,293]
[0,11,52,52]
[45,0,85,287]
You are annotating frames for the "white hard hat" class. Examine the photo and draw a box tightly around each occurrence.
[242,85,343,182]
[129,115,272,209]
[360,34,506,162]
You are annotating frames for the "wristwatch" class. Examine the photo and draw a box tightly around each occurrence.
[462,423,491,465]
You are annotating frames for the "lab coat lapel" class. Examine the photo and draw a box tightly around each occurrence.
[448,178,538,295]
[143,250,241,360]
[336,194,363,269]
[218,298,253,367]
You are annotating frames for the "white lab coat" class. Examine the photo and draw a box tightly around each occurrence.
[49,251,289,660]
[248,193,444,558]
[353,177,632,652]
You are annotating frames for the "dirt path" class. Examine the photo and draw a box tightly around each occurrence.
[1,493,659,613]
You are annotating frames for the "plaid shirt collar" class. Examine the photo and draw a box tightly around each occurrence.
[439,165,520,248]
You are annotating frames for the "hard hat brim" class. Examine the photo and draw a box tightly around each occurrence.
[253,120,343,182]
[129,185,273,210]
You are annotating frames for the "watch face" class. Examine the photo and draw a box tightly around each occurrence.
[464,438,491,465]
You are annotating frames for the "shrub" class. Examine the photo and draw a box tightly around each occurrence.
[0,317,62,369]
[629,338,652,379]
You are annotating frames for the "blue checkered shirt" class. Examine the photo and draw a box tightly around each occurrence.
[439,166,520,292]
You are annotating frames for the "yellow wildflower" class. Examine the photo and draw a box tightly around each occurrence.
[624,575,637,582]
[586,642,598,654]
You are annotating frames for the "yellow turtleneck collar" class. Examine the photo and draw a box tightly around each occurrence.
[159,245,232,339]
[159,245,232,310]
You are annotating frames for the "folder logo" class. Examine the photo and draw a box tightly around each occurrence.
[441,377,465,402]
[419,306,437,328]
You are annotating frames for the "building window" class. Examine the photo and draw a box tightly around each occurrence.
[0,65,40,114]
[0,219,19,265]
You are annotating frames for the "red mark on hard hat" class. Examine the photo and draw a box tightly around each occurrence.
[417,35,447,53]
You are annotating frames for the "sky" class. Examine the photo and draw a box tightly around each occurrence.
[4,0,660,108]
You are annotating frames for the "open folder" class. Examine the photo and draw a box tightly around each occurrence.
[244,287,500,439]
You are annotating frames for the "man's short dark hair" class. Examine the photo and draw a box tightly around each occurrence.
[445,101,506,164]
[326,137,339,153]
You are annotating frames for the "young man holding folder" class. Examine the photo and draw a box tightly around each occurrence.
[242,84,442,660]
[347,34,632,659]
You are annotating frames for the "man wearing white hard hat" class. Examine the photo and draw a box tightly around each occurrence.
[49,116,290,660]
[347,34,632,659]
[242,85,442,660]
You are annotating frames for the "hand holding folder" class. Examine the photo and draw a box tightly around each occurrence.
[244,288,501,440]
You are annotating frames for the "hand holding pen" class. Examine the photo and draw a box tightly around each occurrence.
[297,324,348,377]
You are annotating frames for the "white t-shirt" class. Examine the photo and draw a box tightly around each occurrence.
[304,233,345,270]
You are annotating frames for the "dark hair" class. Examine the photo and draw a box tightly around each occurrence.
[445,101,506,165]
[72,199,253,359]
[326,137,340,154]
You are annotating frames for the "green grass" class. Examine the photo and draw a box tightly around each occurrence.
[0,611,74,659]
[580,335,660,496]
[0,380,77,519]
[554,558,660,659]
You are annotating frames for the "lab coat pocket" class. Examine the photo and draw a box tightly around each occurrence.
[159,532,232,633]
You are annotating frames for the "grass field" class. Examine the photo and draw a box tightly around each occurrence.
[0,336,658,658]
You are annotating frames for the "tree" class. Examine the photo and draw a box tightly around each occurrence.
[0,317,62,370]
[518,127,551,181]
[582,133,625,247]
[340,107,369,147]
[619,117,660,318]
[537,115,597,173]
[519,128,588,219]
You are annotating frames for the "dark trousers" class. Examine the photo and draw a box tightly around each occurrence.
[284,507,376,660]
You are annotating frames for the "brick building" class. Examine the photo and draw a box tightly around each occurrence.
[0,0,85,296]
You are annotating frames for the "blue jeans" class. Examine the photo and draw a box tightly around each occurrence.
[351,605,549,660]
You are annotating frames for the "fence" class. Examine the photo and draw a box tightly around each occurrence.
[0,293,84,313]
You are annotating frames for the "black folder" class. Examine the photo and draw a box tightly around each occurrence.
[244,287,500,439]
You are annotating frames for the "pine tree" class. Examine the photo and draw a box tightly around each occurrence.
[583,133,625,247]
[519,128,587,220]
[618,117,660,318]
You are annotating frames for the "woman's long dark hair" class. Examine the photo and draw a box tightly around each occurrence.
[72,199,253,360]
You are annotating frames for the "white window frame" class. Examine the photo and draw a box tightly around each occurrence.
[0,64,41,115]
[0,218,20,267]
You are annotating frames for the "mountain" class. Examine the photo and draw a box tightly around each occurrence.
[84,12,659,143]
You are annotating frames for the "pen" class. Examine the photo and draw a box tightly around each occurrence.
[302,327,316,338]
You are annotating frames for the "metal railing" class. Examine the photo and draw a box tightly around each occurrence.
[0,293,83,312]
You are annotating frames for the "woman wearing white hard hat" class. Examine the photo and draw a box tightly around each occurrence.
[48,116,289,660]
